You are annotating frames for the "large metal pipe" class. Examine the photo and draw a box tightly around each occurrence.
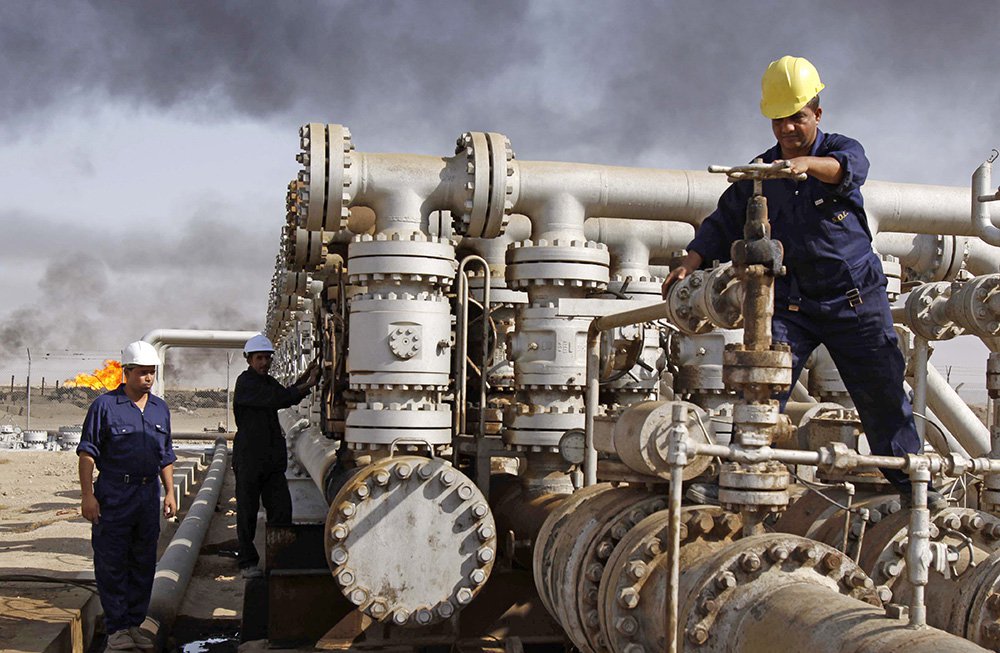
[141,329,259,396]
[141,438,228,649]
[278,409,340,503]
[874,231,1000,278]
[926,361,990,456]
[732,583,987,652]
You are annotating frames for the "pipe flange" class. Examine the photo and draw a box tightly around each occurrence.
[453,131,516,239]
[297,123,353,232]
[573,494,670,653]
[598,506,744,653]
[946,274,1000,338]
[718,461,790,513]
[722,344,792,391]
[325,456,495,626]
[506,239,611,289]
[534,484,618,619]
[904,281,964,341]
[608,275,665,300]
[541,487,659,653]
[679,534,879,650]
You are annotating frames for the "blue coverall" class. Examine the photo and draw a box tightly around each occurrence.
[687,129,921,491]
[77,385,175,634]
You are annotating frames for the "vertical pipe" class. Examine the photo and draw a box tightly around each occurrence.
[666,403,688,653]
[584,328,600,487]
[913,337,929,446]
[455,268,469,437]
[907,464,931,628]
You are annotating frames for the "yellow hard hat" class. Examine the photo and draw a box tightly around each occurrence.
[760,56,825,119]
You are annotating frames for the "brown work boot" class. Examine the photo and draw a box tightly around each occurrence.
[128,626,154,650]
[105,629,135,651]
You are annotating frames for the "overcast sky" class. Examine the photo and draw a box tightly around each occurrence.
[1,1,997,396]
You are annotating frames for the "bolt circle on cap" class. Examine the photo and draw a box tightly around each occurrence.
[324,456,496,627]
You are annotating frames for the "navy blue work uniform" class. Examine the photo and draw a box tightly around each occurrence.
[232,369,310,569]
[687,129,920,491]
[77,385,175,634]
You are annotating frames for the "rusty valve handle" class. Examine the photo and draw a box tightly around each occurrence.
[709,160,807,184]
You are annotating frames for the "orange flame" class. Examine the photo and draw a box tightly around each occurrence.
[64,360,123,391]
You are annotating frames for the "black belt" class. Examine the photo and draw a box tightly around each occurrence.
[787,272,863,312]
[119,473,158,485]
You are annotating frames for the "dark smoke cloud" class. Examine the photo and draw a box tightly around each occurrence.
[2,0,998,182]
[0,207,271,385]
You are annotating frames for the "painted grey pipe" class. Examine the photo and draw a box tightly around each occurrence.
[874,231,1000,279]
[279,408,340,503]
[973,160,1000,246]
[142,438,228,650]
[926,361,990,456]
[142,328,259,397]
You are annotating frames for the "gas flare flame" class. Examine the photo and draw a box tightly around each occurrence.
[64,359,123,391]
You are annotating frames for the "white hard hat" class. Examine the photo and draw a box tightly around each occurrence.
[244,334,275,355]
[122,341,160,367]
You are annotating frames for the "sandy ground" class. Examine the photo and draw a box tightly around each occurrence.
[0,447,242,651]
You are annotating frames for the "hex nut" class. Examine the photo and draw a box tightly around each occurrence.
[440,470,457,486]
[821,551,842,573]
[392,610,410,625]
[470,569,487,585]
[369,600,388,617]
[688,625,710,645]
[597,540,615,559]
[331,524,349,541]
[618,587,640,609]
[331,546,349,566]
[715,571,737,590]
[456,588,475,605]
[374,470,391,486]
[795,545,819,563]
[471,502,489,518]
[417,464,434,480]
[349,587,369,606]
[437,602,455,618]
[355,484,370,499]
[739,552,761,572]
[626,560,648,580]
[340,502,357,518]
[849,572,874,590]
[767,544,789,562]
[415,608,433,625]
[643,540,662,557]
[477,524,496,541]
[876,585,893,603]
[586,610,600,627]
[336,569,355,586]
[477,548,495,564]
[616,616,639,636]
[700,597,719,615]
[586,563,604,582]
[458,484,475,500]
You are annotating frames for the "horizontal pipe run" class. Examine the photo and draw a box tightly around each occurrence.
[142,438,228,648]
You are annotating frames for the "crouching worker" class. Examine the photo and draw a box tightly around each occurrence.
[78,341,176,651]
[233,334,319,579]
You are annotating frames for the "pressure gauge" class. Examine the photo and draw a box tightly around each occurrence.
[558,428,586,465]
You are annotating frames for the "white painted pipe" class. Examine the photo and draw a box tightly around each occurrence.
[141,329,260,396]
[925,362,990,456]
[874,232,1000,279]
[973,160,1000,246]
[142,438,228,648]
[584,218,695,279]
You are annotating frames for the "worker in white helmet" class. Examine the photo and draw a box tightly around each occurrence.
[77,340,175,651]
[663,56,944,511]
[232,333,319,579]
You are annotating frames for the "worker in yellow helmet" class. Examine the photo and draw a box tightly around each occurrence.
[664,56,944,510]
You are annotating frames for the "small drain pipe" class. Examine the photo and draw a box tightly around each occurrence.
[142,438,228,650]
